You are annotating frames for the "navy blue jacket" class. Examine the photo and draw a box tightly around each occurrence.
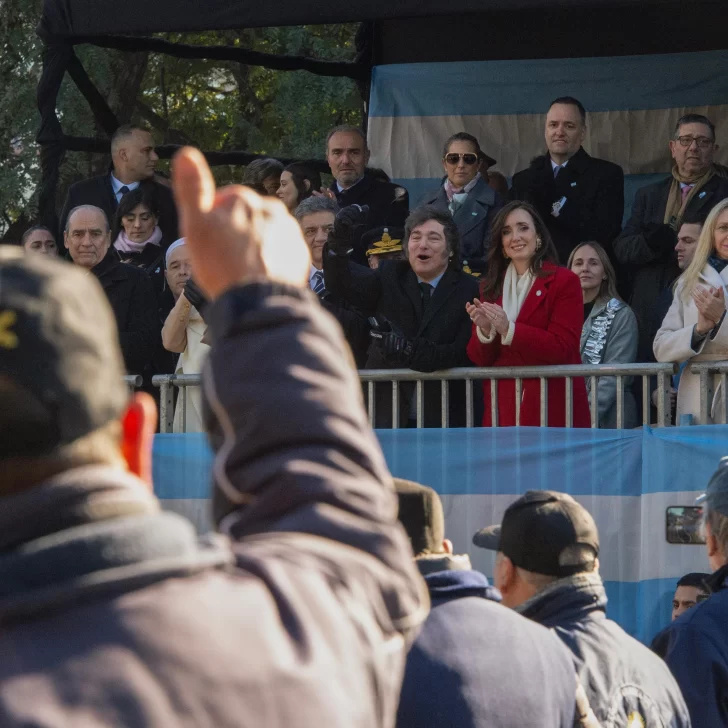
[520,573,690,727]
[653,563,728,726]
[396,555,578,728]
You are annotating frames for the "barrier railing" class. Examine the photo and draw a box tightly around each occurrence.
[153,363,678,433]
[690,361,728,425]
[123,375,142,393]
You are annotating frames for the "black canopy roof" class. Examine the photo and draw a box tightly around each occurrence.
[39,0,717,38]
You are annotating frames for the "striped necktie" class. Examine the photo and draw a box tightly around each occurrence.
[311,270,326,296]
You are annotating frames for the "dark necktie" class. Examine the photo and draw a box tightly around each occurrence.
[419,282,433,312]
[553,165,562,179]
[118,185,130,199]
[312,270,326,297]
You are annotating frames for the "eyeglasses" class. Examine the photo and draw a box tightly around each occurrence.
[444,153,479,166]
[676,136,714,149]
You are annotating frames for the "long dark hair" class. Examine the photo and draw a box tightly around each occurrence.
[112,186,160,241]
[283,162,322,207]
[480,201,558,300]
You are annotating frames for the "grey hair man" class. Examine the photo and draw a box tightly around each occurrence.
[653,458,728,725]
[474,490,690,727]
[0,147,425,724]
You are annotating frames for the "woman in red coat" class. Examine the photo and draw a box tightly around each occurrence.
[466,201,590,427]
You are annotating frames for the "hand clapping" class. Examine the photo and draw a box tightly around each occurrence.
[466,299,510,337]
[692,285,726,335]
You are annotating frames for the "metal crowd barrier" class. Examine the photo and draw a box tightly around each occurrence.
[123,375,142,393]
[691,361,728,425]
[152,363,679,433]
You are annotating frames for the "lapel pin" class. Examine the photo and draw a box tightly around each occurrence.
[536,290,543,296]
[699,191,706,199]
[571,182,577,187]
[472,212,478,216]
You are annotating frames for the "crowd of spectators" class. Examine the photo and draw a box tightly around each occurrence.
[14,98,728,429]
[2,145,728,727]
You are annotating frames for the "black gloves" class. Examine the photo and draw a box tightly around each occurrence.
[370,330,413,365]
[327,204,369,256]
[183,278,209,320]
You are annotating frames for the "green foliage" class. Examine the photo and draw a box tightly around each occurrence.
[0,3,362,235]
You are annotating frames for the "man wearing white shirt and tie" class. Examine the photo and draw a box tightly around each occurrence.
[294,196,370,366]
[59,124,178,246]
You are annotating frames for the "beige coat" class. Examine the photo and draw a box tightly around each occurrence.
[653,264,728,424]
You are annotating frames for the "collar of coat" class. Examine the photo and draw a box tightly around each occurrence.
[416,553,502,603]
[0,465,232,622]
[707,562,728,592]
[515,571,608,627]
[529,146,590,175]
[91,248,129,282]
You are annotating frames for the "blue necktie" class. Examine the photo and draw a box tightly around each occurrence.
[553,165,562,179]
[312,271,325,296]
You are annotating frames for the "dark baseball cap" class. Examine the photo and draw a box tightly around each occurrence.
[472,490,599,577]
[394,478,445,555]
[0,246,128,457]
[696,457,728,517]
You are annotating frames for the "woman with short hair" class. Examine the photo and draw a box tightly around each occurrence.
[569,241,638,428]
[467,201,590,427]
[654,198,728,424]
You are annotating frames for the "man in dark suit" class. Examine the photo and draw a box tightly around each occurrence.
[324,125,409,265]
[324,205,479,427]
[421,132,504,277]
[59,125,178,246]
[511,96,624,265]
[613,113,728,364]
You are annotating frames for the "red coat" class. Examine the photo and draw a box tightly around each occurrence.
[467,263,590,427]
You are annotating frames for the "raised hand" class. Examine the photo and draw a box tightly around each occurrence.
[171,147,310,299]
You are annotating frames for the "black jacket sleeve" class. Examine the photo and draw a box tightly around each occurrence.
[323,250,383,316]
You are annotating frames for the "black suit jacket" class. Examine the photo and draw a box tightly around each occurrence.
[511,147,624,264]
[613,173,728,361]
[420,176,504,274]
[330,175,409,265]
[324,254,478,426]
[91,251,161,376]
[60,174,179,246]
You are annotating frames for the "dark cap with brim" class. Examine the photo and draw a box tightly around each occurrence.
[0,246,128,457]
[472,490,599,577]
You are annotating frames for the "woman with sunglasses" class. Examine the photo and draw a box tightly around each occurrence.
[421,132,504,278]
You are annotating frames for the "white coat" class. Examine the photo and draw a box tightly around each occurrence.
[653,263,728,424]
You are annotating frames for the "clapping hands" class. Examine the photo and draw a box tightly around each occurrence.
[466,299,510,337]
[693,285,726,335]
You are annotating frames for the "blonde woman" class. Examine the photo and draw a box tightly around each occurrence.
[568,242,638,428]
[654,199,728,424]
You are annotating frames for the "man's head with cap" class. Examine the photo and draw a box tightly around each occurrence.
[699,458,728,572]
[394,478,451,557]
[473,490,599,608]
[0,246,157,494]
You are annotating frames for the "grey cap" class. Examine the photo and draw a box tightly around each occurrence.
[697,457,728,516]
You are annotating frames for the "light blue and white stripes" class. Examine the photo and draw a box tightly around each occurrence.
[367,50,728,217]
[152,425,725,643]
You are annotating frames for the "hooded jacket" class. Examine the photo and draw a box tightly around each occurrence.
[397,553,579,728]
[519,573,691,727]
[652,563,728,727]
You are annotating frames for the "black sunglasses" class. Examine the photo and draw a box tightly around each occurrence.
[445,153,479,166]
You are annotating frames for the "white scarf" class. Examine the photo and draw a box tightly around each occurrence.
[502,262,534,323]
[114,226,163,254]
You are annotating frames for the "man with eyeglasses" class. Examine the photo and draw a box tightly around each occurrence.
[510,96,625,265]
[613,113,728,370]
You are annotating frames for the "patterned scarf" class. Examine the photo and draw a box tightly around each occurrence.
[663,164,715,227]
[708,255,728,275]
[444,173,481,215]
